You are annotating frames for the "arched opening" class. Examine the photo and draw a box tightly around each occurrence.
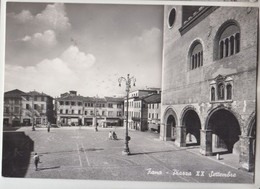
[182,110,201,146]
[166,115,176,141]
[208,109,241,154]
[248,117,256,167]
[189,41,203,70]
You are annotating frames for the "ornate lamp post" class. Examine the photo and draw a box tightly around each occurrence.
[118,74,136,155]
[93,95,98,132]
[32,93,35,131]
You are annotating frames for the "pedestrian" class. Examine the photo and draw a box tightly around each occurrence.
[33,153,40,171]
[108,131,112,140]
[47,122,50,132]
[112,131,117,140]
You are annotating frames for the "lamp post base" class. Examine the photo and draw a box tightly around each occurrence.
[122,148,130,155]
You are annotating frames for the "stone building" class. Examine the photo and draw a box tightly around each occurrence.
[160,6,257,171]
[55,91,124,126]
[3,89,55,126]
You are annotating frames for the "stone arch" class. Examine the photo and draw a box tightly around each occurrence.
[163,107,178,141]
[247,111,256,137]
[180,105,201,145]
[205,106,241,154]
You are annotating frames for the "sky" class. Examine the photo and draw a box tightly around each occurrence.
[5,3,163,98]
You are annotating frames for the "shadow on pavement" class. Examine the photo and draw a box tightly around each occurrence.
[130,149,179,156]
[38,166,60,171]
[41,148,104,155]
[2,131,34,177]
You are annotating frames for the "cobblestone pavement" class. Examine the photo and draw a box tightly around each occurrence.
[11,126,254,183]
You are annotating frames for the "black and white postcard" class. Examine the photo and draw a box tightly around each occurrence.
[0,0,259,189]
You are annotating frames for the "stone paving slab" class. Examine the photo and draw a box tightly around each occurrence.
[3,126,254,183]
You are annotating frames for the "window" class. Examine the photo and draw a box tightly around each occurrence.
[211,87,215,101]
[4,107,9,113]
[26,104,30,110]
[108,103,113,108]
[168,8,176,28]
[60,109,63,114]
[60,101,64,105]
[215,21,240,60]
[14,107,19,114]
[226,84,232,100]
[41,97,45,101]
[117,104,121,108]
[34,96,37,101]
[71,101,75,106]
[85,111,88,115]
[218,83,225,100]
[72,110,74,114]
[102,111,105,116]
[65,101,69,105]
[210,75,233,102]
[90,111,93,115]
[66,109,68,114]
[117,111,122,116]
[190,41,203,70]
[78,102,82,106]
[149,113,151,118]
[41,104,44,110]
[34,104,37,109]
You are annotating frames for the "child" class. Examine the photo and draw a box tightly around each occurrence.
[108,131,112,140]
[33,153,40,171]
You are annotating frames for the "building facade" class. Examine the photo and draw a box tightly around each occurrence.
[160,6,257,171]
[55,91,124,127]
[124,89,160,131]
[147,93,161,132]
[3,89,55,126]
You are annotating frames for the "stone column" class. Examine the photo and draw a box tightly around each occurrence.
[239,135,255,172]
[175,125,186,147]
[160,123,166,141]
[200,129,213,156]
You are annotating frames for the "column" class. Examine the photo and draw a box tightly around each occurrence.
[239,135,255,172]
[175,125,186,147]
[159,123,165,141]
[200,129,213,156]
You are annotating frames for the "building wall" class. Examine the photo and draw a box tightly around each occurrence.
[161,6,258,171]
[162,6,257,131]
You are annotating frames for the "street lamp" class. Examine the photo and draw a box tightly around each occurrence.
[32,93,35,131]
[93,95,98,132]
[118,74,136,155]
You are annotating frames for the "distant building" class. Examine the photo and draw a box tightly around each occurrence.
[3,89,54,126]
[55,91,124,127]
[146,93,161,132]
[124,89,160,131]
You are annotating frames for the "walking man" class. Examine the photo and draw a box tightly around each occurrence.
[33,153,40,171]
[47,122,51,132]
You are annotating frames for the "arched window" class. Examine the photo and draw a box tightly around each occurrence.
[190,41,203,70]
[230,36,234,55]
[218,83,225,100]
[219,41,224,59]
[211,87,215,101]
[215,22,240,60]
[235,33,240,53]
[226,84,232,100]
